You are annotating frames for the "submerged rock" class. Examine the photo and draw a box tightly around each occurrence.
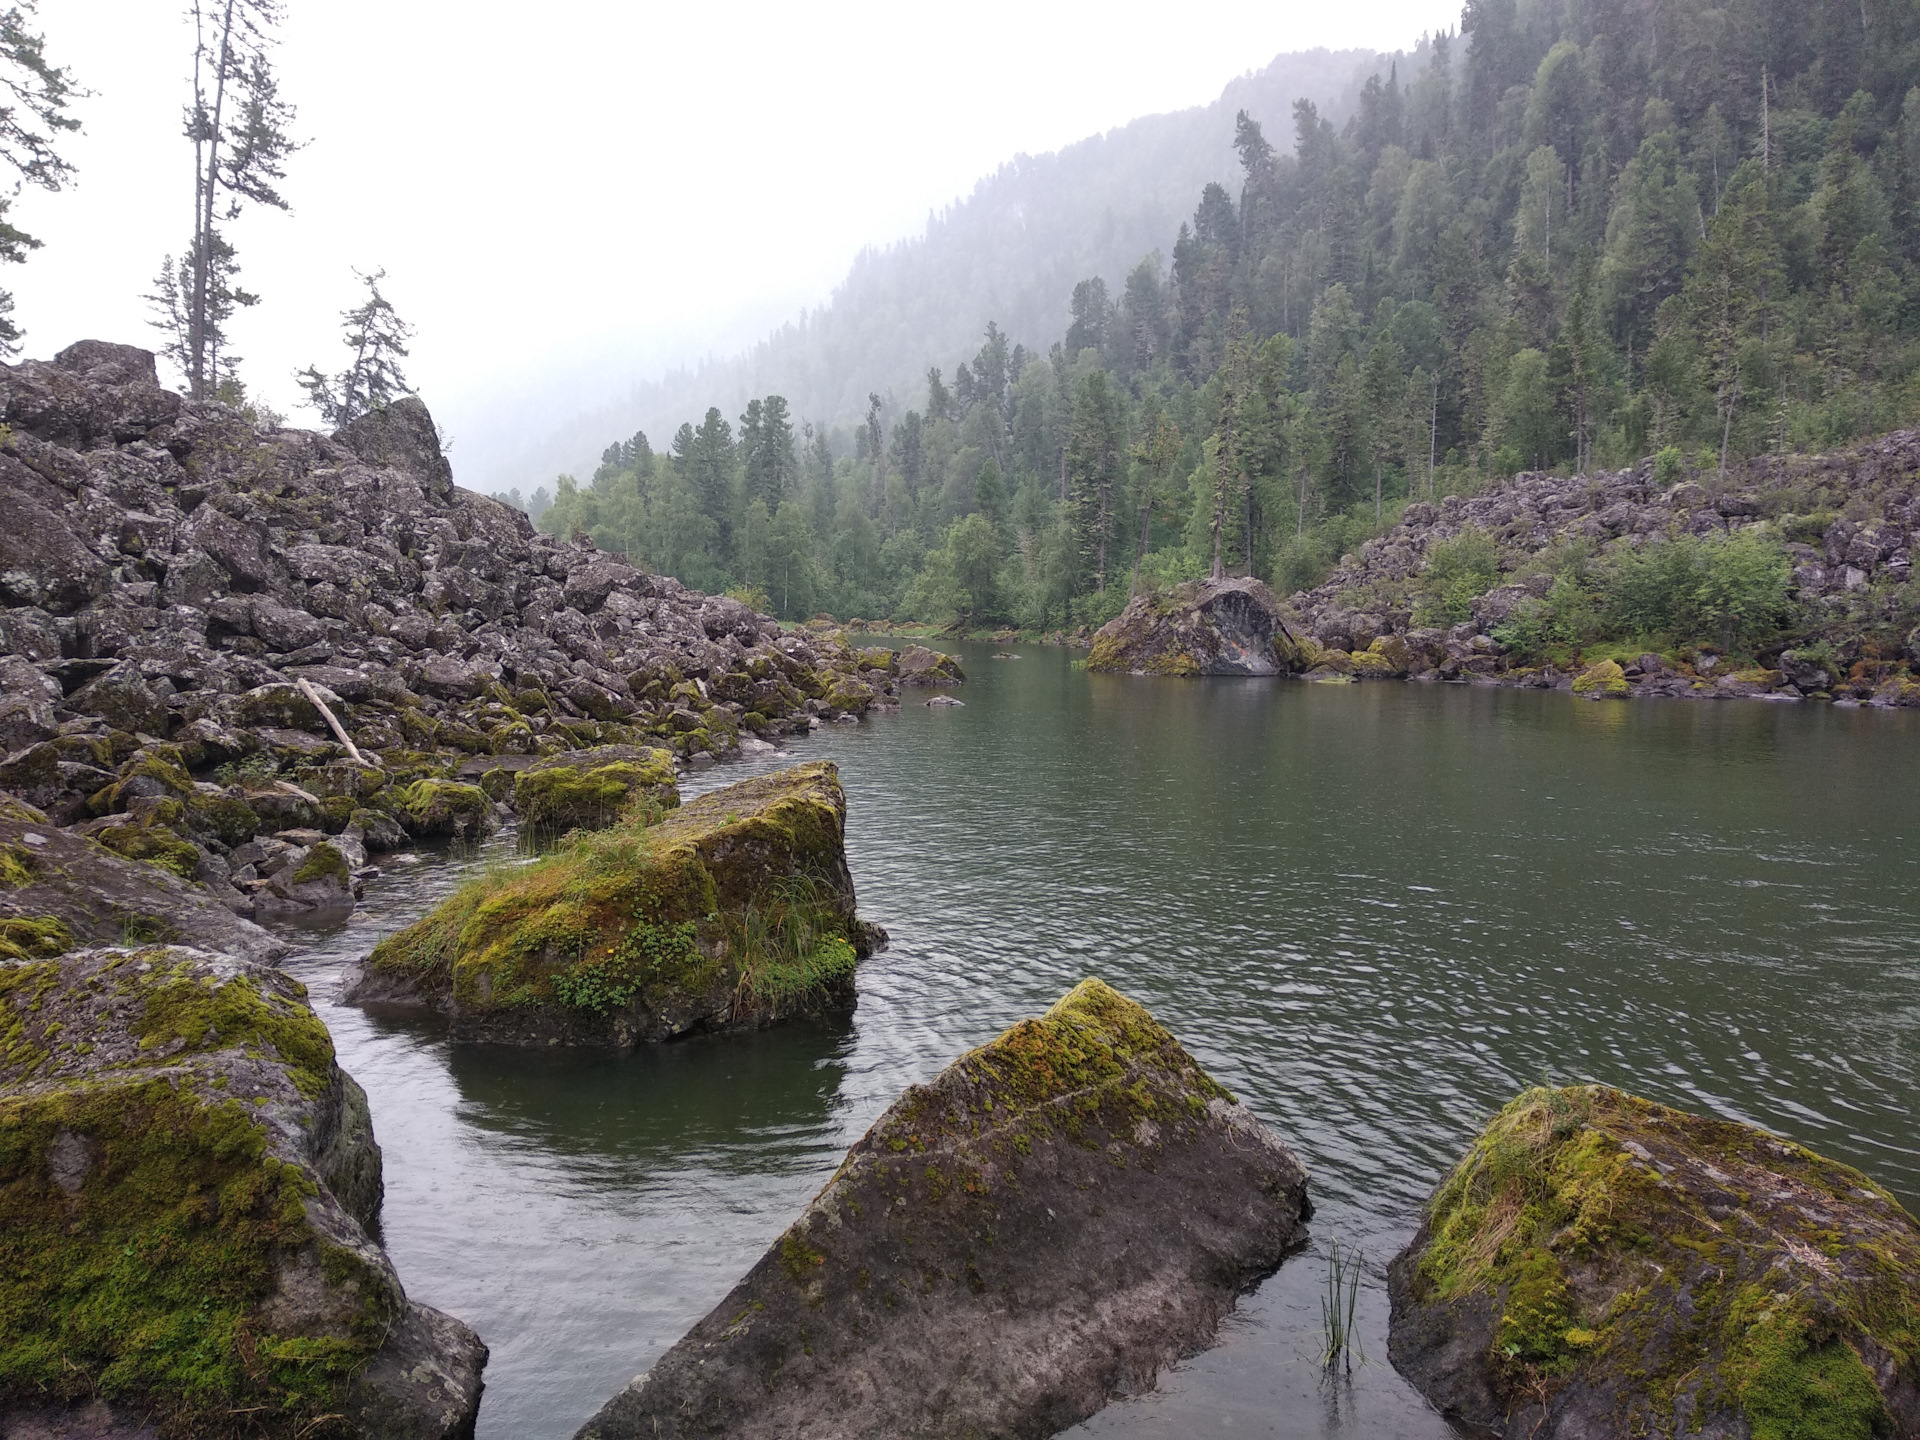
[1388,1084,1920,1439]
[0,943,486,1437]
[1086,577,1302,676]
[576,978,1310,1440]
[342,761,883,1045]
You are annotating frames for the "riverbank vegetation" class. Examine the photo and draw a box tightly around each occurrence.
[529,0,1920,647]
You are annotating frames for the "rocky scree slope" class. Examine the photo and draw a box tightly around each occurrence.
[1284,436,1920,702]
[0,340,911,922]
[577,977,1310,1440]
[0,942,486,1439]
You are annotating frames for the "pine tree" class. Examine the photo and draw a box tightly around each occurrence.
[294,269,414,427]
[152,0,300,396]
[0,2,80,356]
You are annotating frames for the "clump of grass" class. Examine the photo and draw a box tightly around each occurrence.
[1321,1236,1364,1373]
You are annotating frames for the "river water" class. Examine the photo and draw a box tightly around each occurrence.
[279,644,1920,1438]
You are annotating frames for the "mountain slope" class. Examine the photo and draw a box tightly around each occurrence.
[470,43,1421,493]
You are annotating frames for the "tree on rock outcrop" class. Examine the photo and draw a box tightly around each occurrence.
[148,0,300,398]
[296,267,416,426]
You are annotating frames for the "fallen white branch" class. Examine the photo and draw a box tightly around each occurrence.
[296,677,378,768]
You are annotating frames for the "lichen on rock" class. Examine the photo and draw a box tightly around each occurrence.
[575,977,1310,1440]
[1388,1084,1920,1439]
[0,943,486,1438]
[343,761,882,1046]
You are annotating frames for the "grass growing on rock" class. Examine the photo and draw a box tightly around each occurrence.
[1411,1085,1920,1436]
[366,761,862,1023]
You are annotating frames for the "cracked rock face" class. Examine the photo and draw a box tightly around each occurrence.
[1087,576,1300,676]
[0,943,486,1438]
[1388,1085,1920,1440]
[576,978,1310,1440]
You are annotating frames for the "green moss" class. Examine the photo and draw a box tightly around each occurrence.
[1413,1086,1919,1431]
[1571,658,1630,695]
[0,844,36,888]
[0,959,61,1073]
[780,1233,825,1283]
[0,916,74,962]
[390,778,492,839]
[288,842,348,886]
[1731,1301,1887,1440]
[0,1074,390,1433]
[131,957,336,1098]
[95,824,203,882]
[367,762,861,1026]
[513,750,678,837]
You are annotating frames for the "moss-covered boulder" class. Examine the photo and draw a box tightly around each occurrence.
[576,978,1310,1440]
[1087,576,1303,676]
[511,745,678,837]
[0,791,284,964]
[1388,1085,1920,1439]
[1571,658,1630,695]
[894,644,965,686]
[387,778,494,842]
[343,761,883,1046]
[0,944,486,1438]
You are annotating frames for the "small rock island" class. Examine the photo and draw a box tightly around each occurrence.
[343,761,884,1045]
[576,978,1311,1440]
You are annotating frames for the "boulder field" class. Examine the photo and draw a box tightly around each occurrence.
[575,978,1311,1440]
[1088,436,1920,703]
[0,943,486,1438]
[1389,1084,1920,1438]
[342,762,884,1046]
[0,339,933,922]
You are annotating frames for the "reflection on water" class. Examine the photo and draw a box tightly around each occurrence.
[280,649,1920,1438]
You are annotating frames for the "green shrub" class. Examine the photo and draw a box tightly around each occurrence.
[1414,527,1502,625]
[1602,531,1792,652]
[1652,446,1686,486]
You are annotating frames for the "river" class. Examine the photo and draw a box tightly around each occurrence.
[279,643,1920,1438]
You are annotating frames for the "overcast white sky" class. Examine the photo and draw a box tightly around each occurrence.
[15,0,1443,461]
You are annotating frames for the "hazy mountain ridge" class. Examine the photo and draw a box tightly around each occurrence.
[470,43,1418,493]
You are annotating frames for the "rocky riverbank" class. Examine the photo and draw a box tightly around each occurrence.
[1091,435,1920,705]
[0,340,934,926]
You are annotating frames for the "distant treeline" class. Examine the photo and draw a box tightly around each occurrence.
[508,0,1920,629]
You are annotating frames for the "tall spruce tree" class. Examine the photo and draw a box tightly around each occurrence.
[151,0,299,397]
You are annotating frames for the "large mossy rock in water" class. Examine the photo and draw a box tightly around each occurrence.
[1388,1085,1920,1439]
[343,761,882,1046]
[575,978,1311,1440]
[1086,576,1304,676]
[0,944,486,1439]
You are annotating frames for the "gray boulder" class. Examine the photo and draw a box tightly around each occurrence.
[577,978,1310,1440]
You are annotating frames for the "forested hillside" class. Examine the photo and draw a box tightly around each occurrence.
[532,0,1920,637]
[475,46,1392,494]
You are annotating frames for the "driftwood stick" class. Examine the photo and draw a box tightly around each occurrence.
[296,677,376,767]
